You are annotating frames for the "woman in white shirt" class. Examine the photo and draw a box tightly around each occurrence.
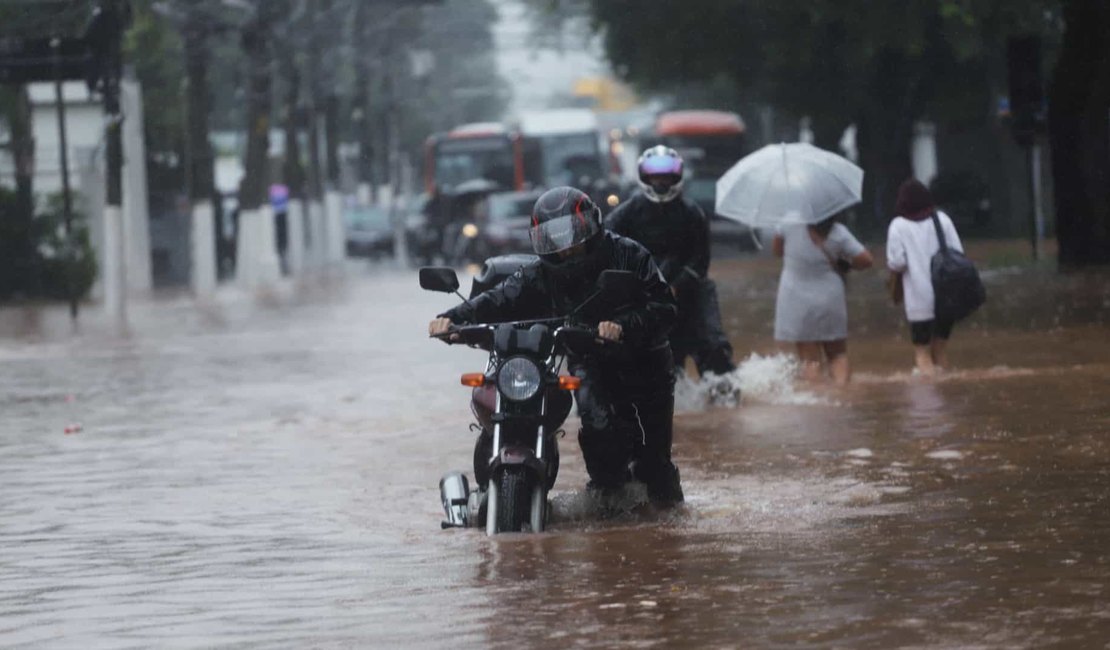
[886,179,964,375]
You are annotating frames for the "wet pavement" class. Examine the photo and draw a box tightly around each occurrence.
[1,250,1109,648]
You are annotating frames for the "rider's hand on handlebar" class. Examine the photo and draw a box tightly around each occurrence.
[428,317,458,341]
[597,321,623,342]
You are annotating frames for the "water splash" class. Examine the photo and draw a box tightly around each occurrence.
[674,352,829,412]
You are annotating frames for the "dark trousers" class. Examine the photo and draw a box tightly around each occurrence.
[671,278,736,376]
[573,347,680,500]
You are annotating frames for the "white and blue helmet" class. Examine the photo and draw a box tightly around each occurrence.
[637,145,684,203]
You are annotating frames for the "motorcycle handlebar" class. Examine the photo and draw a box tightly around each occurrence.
[555,325,623,349]
[430,323,622,351]
[431,324,493,346]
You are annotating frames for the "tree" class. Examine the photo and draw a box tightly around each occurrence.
[237,1,278,212]
[580,0,1054,232]
[1048,0,1110,267]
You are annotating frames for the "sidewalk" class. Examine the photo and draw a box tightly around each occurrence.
[0,261,381,343]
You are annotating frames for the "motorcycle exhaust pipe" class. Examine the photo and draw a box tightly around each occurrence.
[440,471,471,529]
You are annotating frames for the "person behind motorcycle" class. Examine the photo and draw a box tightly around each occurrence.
[427,186,685,506]
[605,145,737,379]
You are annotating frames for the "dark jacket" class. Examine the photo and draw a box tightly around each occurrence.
[604,193,710,293]
[441,232,677,352]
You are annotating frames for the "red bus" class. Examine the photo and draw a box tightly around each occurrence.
[424,122,525,195]
[653,110,748,214]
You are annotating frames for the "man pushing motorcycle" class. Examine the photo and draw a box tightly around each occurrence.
[428,186,685,507]
[605,146,737,382]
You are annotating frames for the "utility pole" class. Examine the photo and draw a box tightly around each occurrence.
[183,5,218,296]
[87,0,130,333]
[236,0,281,287]
[304,0,326,267]
[51,36,77,319]
[352,0,375,206]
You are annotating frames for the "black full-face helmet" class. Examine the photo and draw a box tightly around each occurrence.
[529,186,604,281]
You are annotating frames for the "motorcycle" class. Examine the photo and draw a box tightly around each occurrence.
[420,257,637,534]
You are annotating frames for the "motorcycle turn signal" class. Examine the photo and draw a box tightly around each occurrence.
[460,373,487,387]
[557,375,581,391]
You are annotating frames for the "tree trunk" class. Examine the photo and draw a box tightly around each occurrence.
[353,0,376,193]
[1049,0,1110,268]
[304,0,324,203]
[324,92,340,189]
[855,48,918,236]
[854,11,943,236]
[184,18,214,202]
[0,86,39,299]
[238,8,273,211]
[281,51,306,200]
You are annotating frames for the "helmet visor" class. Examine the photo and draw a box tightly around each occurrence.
[639,153,683,177]
[529,213,599,255]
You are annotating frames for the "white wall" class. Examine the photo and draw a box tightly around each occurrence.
[7,81,154,295]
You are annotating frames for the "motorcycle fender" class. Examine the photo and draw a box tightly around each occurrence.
[490,446,546,482]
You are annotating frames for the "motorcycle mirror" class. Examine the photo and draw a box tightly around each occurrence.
[570,269,638,318]
[419,267,460,293]
[598,270,637,300]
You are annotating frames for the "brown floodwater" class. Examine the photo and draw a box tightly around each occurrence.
[1,249,1108,648]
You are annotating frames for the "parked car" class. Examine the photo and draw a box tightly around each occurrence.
[344,205,395,258]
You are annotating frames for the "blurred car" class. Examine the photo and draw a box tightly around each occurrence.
[684,176,759,251]
[478,189,545,257]
[398,193,440,265]
[344,205,395,258]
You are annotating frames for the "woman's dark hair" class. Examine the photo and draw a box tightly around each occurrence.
[895,178,935,220]
[810,215,839,238]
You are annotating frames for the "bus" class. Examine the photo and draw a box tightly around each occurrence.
[423,122,524,195]
[652,110,754,246]
[424,112,619,217]
[516,109,605,189]
[516,108,623,213]
[653,110,748,215]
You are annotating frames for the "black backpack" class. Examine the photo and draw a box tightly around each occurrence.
[930,213,985,322]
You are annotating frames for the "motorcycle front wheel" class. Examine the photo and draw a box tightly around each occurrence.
[495,467,532,533]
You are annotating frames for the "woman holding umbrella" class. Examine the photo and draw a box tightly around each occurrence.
[715,143,873,384]
[771,214,872,383]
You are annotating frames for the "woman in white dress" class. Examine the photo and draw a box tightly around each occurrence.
[773,215,873,384]
[886,179,965,375]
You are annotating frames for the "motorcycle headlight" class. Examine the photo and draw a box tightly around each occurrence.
[462,223,479,238]
[497,357,542,402]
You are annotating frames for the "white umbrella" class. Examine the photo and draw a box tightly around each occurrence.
[715,143,863,227]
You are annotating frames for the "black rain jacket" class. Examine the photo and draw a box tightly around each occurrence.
[440,232,677,353]
[604,193,710,294]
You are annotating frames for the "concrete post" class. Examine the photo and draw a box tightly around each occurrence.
[259,204,282,281]
[912,121,938,186]
[121,79,152,294]
[102,205,127,329]
[190,200,217,296]
[308,199,326,267]
[325,189,345,265]
[235,207,255,286]
[285,198,306,274]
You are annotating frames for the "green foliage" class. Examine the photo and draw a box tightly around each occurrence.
[584,0,1058,225]
[588,0,1054,130]
[0,190,97,303]
[33,194,98,301]
[125,0,187,175]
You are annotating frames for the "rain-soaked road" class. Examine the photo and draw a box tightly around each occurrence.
[2,251,1109,648]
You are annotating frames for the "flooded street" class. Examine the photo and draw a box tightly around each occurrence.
[2,253,1109,648]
